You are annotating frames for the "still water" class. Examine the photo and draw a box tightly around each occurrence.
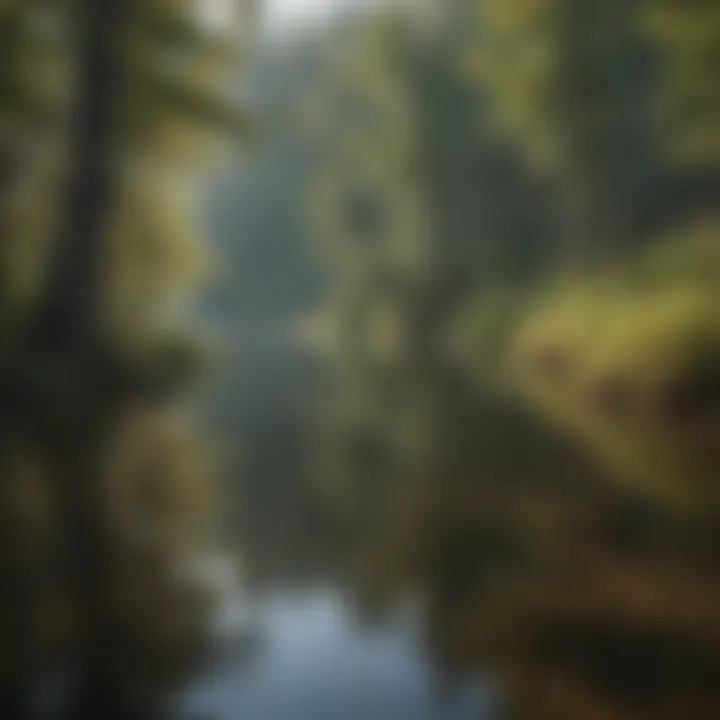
[182,589,494,720]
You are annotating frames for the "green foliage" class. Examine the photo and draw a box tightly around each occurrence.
[468,0,564,172]
[448,284,532,393]
[300,4,720,716]
[637,216,720,288]
[642,0,720,165]
[0,0,252,708]
[510,234,720,505]
[470,0,659,257]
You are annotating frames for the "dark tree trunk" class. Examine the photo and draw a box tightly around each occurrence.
[30,0,136,716]
[39,0,125,348]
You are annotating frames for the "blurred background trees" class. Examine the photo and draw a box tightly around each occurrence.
[217,0,720,718]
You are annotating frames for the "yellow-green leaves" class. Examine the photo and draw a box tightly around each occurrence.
[470,0,563,171]
[642,0,720,165]
[0,1,73,129]
[103,406,216,554]
[510,250,720,506]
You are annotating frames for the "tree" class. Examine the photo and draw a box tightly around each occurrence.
[0,1,251,716]
[470,0,658,260]
[642,0,720,168]
[306,4,720,717]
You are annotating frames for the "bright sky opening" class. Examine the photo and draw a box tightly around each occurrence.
[262,0,381,32]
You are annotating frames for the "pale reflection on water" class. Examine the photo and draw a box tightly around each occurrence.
[182,589,494,720]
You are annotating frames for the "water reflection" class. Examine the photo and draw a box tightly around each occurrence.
[182,589,494,720]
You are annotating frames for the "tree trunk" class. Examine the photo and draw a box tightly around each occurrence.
[31,0,136,715]
[39,0,125,347]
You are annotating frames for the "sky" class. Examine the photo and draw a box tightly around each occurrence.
[265,0,344,25]
[262,0,381,32]
[200,0,410,37]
